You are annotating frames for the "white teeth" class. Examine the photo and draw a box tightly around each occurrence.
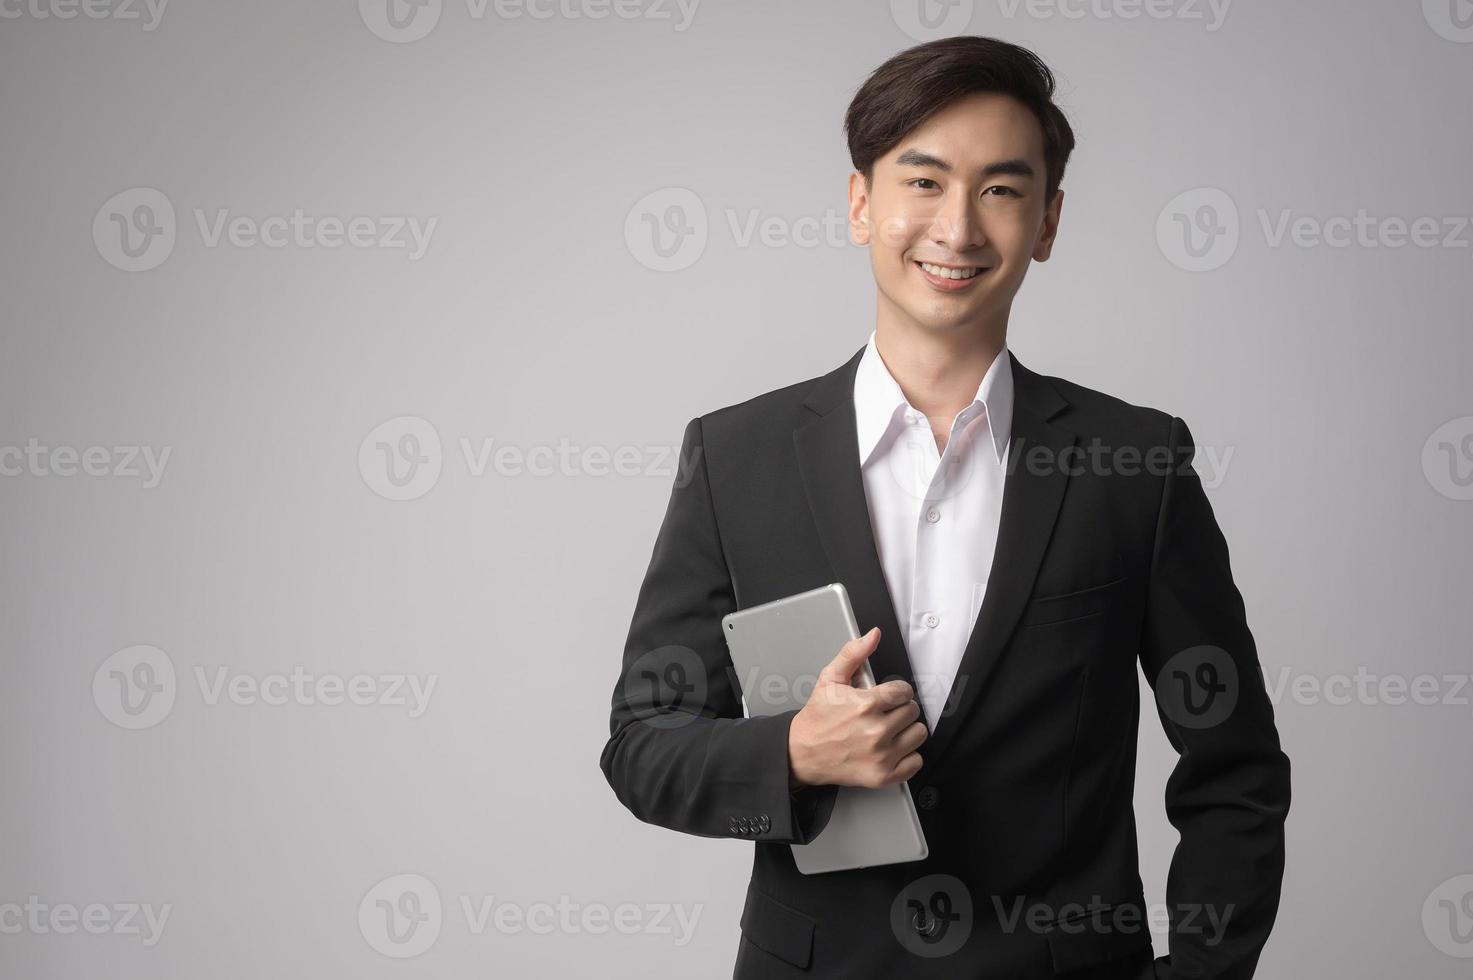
[919,262,981,280]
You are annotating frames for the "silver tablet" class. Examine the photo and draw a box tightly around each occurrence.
[721,583,929,875]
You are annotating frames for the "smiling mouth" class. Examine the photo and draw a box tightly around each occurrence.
[913,260,991,288]
[915,260,984,278]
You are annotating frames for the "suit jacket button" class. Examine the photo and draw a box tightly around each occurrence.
[916,786,940,811]
[913,909,941,936]
[758,815,770,832]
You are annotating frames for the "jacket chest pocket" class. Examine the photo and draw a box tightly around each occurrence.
[1019,575,1127,629]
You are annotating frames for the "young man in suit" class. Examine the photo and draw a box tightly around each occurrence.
[600,36,1290,979]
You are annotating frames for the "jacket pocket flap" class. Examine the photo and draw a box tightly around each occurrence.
[1021,575,1127,627]
[739,886,815,969]
[1043,903,1152,973]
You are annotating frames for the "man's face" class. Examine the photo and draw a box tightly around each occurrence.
[849,91,1063,337]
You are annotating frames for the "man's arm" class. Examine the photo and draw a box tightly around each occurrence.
[1138,416,1292,980]
[598,416,836,844]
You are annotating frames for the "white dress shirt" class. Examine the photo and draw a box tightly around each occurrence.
[853,330,1014,730]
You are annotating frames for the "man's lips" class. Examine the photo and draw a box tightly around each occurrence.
[913,260,991,291]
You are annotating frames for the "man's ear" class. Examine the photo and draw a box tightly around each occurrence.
[848,171,871,246]
[1033,188,1064,262]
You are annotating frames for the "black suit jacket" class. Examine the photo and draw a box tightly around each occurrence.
[600,345,1290,979]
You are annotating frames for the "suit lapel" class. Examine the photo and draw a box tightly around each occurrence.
[793,346,922,722]
[792,344,1075,762]
[924,359,1075,764]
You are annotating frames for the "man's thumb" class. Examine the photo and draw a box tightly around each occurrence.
[820,626,879,685]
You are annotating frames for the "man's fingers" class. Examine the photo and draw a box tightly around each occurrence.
[888,751,924,784]
[881,698,921,732]
[870,678,915,709]
[891,720,928,755]
[818,626,880,684]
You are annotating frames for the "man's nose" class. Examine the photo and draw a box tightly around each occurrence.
[928,193,985,252]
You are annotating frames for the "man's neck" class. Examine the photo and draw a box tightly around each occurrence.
[873,311,1008,426]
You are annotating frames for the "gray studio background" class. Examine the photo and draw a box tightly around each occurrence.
[2,1,1471,977]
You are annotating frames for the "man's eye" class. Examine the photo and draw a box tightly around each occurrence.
[908,178,940,190]
[984,186,1020,197]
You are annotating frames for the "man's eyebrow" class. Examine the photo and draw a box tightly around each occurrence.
[894,149,1036,181]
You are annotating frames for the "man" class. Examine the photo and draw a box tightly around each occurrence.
[600,36,1290,979]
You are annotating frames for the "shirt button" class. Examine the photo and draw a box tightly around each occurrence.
[924,613,939,628]
[904,412,917,425]
[925,507,940,524]
[915,786,940,811]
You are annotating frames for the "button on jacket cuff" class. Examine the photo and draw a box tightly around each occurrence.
[739,709,838,844]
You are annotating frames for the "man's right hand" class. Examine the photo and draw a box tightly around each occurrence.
[787,626,927,789]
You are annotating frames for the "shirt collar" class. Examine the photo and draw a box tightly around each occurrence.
[852,329,1014,468]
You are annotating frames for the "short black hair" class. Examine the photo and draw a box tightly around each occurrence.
[844,36,1076,204]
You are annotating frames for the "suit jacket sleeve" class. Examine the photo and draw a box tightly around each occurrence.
[599,416,837,844]
[1138,416,1292,980]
